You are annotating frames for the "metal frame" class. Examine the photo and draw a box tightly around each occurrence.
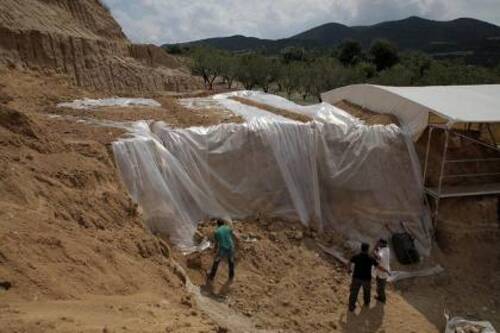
[423,124,500,226]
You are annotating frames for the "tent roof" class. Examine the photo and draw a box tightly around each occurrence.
[374,84,500,123]
[322,84,500,124]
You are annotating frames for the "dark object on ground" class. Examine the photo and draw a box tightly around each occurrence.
[0,281,12,291]
[391,226,420,265]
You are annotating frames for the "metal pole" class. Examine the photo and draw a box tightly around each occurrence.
[423,127,434,186]
[434,128,450,226]
[486,123,497,146]
[452,131,500,152]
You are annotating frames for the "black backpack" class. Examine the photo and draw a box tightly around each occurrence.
[390,222,420,265]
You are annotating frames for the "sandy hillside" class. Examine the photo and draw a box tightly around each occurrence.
[0,0,200,92]
[0,68,238,333]
[0,67,499,332]
[0,1,498,331]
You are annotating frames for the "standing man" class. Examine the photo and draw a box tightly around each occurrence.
[373,239,390,304]
[347,243,389,312]
[207,219,236,283]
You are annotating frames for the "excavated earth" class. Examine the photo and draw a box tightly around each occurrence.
[0,1,499,332]
[0,0,201,92]
[0,68,235,332]
[0,67,499,333]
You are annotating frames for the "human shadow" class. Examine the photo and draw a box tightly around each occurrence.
[200,279,234,303]
[339,302,385,333]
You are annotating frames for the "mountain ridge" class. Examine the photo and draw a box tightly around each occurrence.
[164,16,500,65]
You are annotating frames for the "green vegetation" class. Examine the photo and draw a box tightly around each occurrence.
[180,40,500,101]
[163,17,500,67]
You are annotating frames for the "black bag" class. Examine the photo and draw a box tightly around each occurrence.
[392,231,419,265]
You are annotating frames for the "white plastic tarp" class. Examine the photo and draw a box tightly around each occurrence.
[57,97,161,109]
[445,315,497,333]
[321,84,500,139]
[112,91,432,253]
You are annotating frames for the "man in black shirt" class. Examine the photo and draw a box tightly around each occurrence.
[347,242,389,312]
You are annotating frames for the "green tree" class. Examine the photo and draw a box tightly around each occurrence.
[235,54,269,90]
[338,40,363,66]
[277,62,303,98]
[355,62,377,79]
[301,58,335,101]
[369,40,400,71]
[219,54,239,89]
[374,64,414,86]
[165,45,184,55]
[189,48,223,90]
[419,59,500,85]
[400,52,432,83]
[280,47,307,64]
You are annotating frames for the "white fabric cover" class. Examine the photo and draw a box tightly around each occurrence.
[58,98,161,109]
[112,92,432,253]
[321,84,500,139]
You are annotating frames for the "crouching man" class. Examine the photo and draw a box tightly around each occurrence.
[207,219,237,283]
[347,243,389,312]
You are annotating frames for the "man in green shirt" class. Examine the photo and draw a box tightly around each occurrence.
[207,219,236,282]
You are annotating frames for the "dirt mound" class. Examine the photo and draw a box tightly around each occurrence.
[231,96,313,122]
[334,100,399,125]
[0,105,41,138]
[0,0,201,92]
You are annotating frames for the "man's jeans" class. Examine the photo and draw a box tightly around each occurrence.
[349,278,371,310]
[376,277,387,302]
[208,248,235,281]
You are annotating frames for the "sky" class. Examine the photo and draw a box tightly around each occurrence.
[102,0,500,45]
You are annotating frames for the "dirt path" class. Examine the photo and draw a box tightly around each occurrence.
[0,292,218,333]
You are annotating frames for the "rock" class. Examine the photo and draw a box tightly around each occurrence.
[216,326,229,333]
[181,295,193,307]
[0,281,12,291]
[193,230,205,244]
[286,230,303,241]
[293,231,304,240]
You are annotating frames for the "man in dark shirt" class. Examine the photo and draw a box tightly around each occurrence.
[347,242,389,312]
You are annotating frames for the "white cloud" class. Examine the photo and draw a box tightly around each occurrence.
[102,0,500,45]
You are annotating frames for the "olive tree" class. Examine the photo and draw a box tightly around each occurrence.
[189,48,224,89]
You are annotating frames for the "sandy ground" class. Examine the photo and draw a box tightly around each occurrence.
[0,67,498,332]
[0,68,232,332]
[176,218,499,333]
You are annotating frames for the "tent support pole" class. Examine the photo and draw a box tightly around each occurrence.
[434,128,450,227]
[423,126,434,185]
[486,123,496,145]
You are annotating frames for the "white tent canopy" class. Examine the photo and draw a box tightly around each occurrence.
[321,84,500,138]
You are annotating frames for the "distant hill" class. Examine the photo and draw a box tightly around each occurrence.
[164,16,500,66]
